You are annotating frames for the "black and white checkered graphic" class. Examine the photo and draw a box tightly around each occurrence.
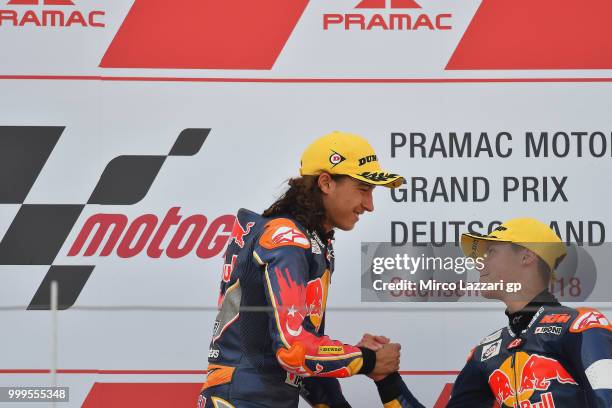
[0,126,210,310]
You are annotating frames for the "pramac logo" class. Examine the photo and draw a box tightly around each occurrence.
[323,0,451,31]
[0,0,104,27]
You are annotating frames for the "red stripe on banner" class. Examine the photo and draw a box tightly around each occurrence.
[1,75,612,83]
[99,0,309,70]
[433,383,454,408]
[447,0,612,70]
[7,0,38,4]
[95,370,206,375]
[81,383,202,408]
[80,381,461,408]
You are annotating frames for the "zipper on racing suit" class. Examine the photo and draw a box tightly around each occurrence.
[511,350,519,408]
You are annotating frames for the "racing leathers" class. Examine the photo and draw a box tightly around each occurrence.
[374,290,612,407]
[198,209,376,408]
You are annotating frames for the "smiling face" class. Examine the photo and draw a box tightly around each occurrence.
[318,173,375,231]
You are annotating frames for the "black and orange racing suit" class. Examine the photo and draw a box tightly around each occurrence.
[198,209,376,408]
[373,290,612,408]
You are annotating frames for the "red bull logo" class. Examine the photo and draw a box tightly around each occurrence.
[519,354,578,393]
[488,352,577,407]
[230,220,254,248]
[489,369,514,404]
[305,270,330,330]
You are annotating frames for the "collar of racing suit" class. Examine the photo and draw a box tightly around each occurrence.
[505,289,560,335]
[274,212,335,242]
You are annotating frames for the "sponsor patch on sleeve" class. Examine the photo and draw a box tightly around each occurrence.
[259,218,310,250]
[318,345,345,355]
[570,308,612,333]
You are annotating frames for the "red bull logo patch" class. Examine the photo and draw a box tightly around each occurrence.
[305,270,330,331]
[230,220,254,248]
[488,352,577,407]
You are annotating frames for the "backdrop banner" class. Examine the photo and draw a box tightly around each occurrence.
[1,0,611,406]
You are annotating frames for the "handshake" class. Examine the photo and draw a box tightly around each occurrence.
[357,333,401,381]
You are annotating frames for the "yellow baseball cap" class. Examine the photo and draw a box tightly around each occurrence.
[300,131,404,188]
[460,217,567,271]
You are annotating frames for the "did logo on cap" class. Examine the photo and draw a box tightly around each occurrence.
[461,217,567,271]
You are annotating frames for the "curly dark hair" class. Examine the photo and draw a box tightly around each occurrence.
[262,175,346,240]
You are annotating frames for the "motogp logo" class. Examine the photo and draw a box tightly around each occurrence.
[0,126,212,310]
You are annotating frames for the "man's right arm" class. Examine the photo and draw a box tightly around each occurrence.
[254,218,399,378]
[372,350,494,408]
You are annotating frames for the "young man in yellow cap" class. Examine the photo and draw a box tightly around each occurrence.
[365,217,612,407]
[198,131,404,408]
